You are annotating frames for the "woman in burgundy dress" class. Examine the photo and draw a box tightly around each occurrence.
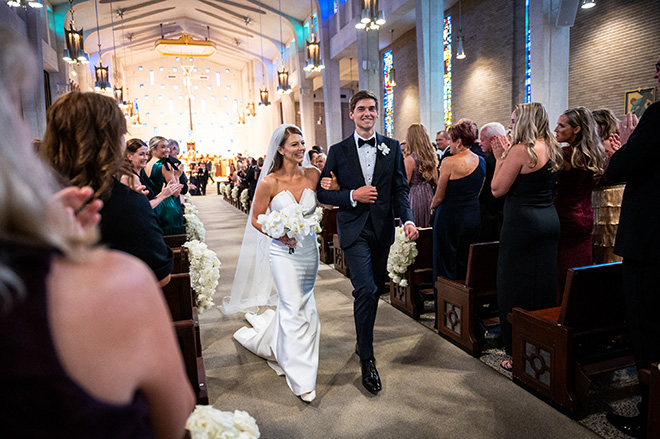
[404,123,438,227]
[553,107,607,301]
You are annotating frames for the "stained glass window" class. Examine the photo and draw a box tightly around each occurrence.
[382,50,394,137]
[443,16,452,128]
[525,0,532,103]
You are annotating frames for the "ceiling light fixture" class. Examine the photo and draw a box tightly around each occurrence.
[355,0,385,31]
[93,0,111,91]
[155,33,216,57]
[62,0,89,64]
[581,0,596,9]
[388,29,397,87]
[456,0,466,59]
[258,0,271,107]
[276,0,292,94]
[304,0,324,72]
[7,0,43,9]
[244,20,256,117]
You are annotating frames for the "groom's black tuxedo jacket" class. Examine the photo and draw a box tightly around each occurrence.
[317,132,413,249]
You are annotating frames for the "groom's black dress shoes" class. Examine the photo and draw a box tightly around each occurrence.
[361,359,382,394]
[606,413,645,438]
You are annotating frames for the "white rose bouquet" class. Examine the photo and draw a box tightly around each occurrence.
[240,188,249,210]
[257,204,321,254]
[183,198,205,242]
[182,240,220,313]
[387,226,418,287]
[186,405,260,439]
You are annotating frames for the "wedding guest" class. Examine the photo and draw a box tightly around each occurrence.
[431,118,485,283]
[42,92,174,286]
[314,153,327,172]
[491,102,563,371]
[435,130,451,163]
[553,107,607,300]
[404,123,439,227]
[0,28,194,437]
[120,138,181,209]
[477,122,507,242]
[591,108,625,264]
[146,137,185,235]
[168,139,189,196]
[605,54,660,439]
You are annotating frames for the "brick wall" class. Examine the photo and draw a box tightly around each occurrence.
[569,0,660,119]
[447,0,521,130]
[381,27,420,142]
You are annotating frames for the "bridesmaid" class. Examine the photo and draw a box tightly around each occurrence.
[145,136,185,235]
[491,102,563,371]
[404,123,438,227]
[553,107,607,300]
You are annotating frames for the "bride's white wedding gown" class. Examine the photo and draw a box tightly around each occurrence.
[233,188,320,397]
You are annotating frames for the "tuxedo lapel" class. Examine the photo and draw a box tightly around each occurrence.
[371,132,388,186]
[343,136,366,187]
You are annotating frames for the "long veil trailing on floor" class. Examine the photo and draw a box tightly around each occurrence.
[220,124,309,314]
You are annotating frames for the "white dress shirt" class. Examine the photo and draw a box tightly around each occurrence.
[354,131,377,185]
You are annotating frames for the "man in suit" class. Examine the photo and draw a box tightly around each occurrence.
[605,55,660,438]
[318,90,418,394]
[477,123,506,242]
[435,130,451,163]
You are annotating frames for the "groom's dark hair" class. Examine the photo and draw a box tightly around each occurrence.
[349,90,378,113]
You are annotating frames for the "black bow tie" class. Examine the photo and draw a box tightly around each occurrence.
[358,137,376,147]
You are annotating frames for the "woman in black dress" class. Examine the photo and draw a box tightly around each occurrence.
[491,102,563,371]
[431,118,485,280]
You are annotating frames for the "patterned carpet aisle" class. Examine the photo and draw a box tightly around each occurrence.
[190,192,606,439]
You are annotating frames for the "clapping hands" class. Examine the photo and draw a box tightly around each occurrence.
[491,135,511,160]
[619,113,639,145]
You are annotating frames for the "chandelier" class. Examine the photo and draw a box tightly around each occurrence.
[276,0,292,94]
[355,0,385,31]
[7,0,42,9]
[304,0,324,72]
[62,0,89,64]
[155,34,216,57]
[257,0,271,107]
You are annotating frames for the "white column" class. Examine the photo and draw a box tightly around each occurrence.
[530,0,570,125]
[356,28,380,95]
[320,18,343,147]
[415,0,444,132]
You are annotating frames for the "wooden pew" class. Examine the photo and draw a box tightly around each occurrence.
[389,227,433,319]
[319,207,338,264]
[435,241,499,356]
[164,234,188,249]
[332,233,350,277]
[171,247,190,274]
[509,262,633,416]
[174,319,209,405]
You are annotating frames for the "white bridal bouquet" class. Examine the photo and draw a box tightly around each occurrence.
[240,188,249,210]
[182,239,220,313]
[387,226,418,287]
[257,204,321,254]
[186,405,260,439]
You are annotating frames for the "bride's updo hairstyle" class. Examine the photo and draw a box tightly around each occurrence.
[42,92,127,202]
[269,126,303,174]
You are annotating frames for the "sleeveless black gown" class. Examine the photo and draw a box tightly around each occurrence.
[497,162,561,354]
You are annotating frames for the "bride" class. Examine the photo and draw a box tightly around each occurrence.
[222,124,322,403]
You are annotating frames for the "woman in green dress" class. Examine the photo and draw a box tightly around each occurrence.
[146,136,185,235]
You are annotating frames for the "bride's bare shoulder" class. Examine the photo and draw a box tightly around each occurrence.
[303,166,321,185]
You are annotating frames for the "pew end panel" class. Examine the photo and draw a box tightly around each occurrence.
[174,320,208,405]
[332,233,350,277]
[436,241,499,357]
[164,234,188,248]
[162,273,194,322]
[389,227,433,319]
[319,207,338,264]
[172,247,190,274]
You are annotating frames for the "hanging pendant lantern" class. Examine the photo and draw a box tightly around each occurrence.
[246,102,256,117]
[355,0,386,31]
[304,34,324,72]
[238,111,246,125]
[259,87,271,107]
[95,60,111,91]
[277,67,292,94]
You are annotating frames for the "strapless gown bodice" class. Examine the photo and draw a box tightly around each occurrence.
[233,187,321,397]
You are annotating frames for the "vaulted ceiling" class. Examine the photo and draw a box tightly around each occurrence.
[51,0,312,70]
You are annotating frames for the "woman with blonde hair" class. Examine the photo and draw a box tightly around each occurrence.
[405,123,439,227]
[553,107,608,299]
[0,27,193,437]
[146,136,185,235]
[491,102,563,371]
[592,108,621,158]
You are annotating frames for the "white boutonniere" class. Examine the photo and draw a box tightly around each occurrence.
[378,142,390,156]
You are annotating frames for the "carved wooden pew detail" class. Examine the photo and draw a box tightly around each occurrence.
[389,227,433,319]
[333,233,350,277]
[435,241,499,356]
[319,207,338,264]
[509,262,633,416]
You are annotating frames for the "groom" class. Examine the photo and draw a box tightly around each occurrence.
[318,90,418,394]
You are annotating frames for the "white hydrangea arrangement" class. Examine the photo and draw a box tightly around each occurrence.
[386,226,418,287]
[186,405,260,439]
[257,204,321,254]
[183,197,205,242]
[240,188,249,210]
[219,182,227,197]
[224,184,232,198]
[231,186,239,201]
[182,240,220,313]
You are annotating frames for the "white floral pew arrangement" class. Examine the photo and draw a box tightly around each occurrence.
[186,405,260,439]
[386,226,418,288]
